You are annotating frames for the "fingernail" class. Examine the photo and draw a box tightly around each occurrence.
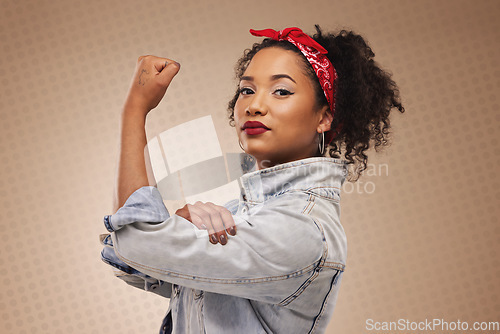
[219,234,227,245]
[210,234,218,244]
[229,226,236,236]
[200,223,207,230]
[174,61,181,69]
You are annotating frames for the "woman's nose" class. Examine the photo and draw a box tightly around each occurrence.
[246,92,268,116]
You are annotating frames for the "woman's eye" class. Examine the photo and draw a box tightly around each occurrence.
[274,89,293,96]
[240,88,254,95]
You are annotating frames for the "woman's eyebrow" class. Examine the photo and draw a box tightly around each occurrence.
[240,74,297,84]
[271,74,296,84]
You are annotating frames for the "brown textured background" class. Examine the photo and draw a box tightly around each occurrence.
[1,0,499,333]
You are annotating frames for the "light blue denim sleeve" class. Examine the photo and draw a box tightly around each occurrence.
[100,186,173,298]
[103,185,170,232]
[100,233,173,298]
[100,189,239,298]
[105,186,326,304]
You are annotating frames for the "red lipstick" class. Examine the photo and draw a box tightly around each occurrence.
[242,121,270,135]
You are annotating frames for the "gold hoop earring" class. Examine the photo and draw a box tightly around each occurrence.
[319,131,325,155]
[239,139,245,151]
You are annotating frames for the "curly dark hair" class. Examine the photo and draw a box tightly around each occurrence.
[227,25,405,181]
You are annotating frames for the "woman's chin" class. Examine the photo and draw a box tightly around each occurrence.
[242,148,269,161]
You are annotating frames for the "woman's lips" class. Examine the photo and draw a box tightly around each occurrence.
[242,121,270,135]
[244,127,269,135]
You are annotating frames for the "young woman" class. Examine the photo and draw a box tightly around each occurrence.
[100,26,404,333]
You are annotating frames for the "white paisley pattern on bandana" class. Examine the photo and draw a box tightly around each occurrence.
[285,36,337,115]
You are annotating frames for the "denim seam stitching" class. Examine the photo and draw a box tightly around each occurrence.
[284,189,340,203]
[278,261,322,306]
[278,211,330,306]
[247,186,341,204]
[322,261,345,271]
[305,192,340,203]
[304,186,341,202]
[277,195,316,305]
[301,194,314,214]
[113,249,317,284]
[308,270,341,334]
[304,196,315,215]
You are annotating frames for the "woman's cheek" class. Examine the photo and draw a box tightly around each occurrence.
[234,103,246,122]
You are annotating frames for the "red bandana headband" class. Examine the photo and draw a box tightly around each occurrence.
[250,27,342,145]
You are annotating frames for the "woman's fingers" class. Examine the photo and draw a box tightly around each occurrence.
[153,57,181,87]
[193,202,229,245]
[180,203,218,244]
[125,55,181,114]
[189,202,237,245]
[174,205,191,222]
[176,202,237,245]
[138,55,180,77]
[205,202,237,237]
[175,205,207,230]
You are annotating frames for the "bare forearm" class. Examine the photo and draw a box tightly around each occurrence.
[111,55,180,213]
[113,107,149,213]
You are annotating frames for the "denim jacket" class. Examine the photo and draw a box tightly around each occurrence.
[100,156,349,333]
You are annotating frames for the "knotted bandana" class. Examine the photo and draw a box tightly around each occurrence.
[250,27,342,144]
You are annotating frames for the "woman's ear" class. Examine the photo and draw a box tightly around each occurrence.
[317,106,333,133]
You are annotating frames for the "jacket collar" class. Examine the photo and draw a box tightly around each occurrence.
[238,156,349,204]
